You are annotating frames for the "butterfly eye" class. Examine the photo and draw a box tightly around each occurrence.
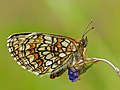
[80,36,88,48]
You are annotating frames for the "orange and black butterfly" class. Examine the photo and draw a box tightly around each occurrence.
[7,22,120,82]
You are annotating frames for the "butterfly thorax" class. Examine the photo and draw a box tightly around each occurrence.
[69,36,88,69]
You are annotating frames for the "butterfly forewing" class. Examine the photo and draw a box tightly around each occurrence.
[7,33,79,76]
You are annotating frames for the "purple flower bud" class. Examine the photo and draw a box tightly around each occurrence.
[68,68,80,82]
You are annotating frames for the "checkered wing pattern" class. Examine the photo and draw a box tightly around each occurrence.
[7,33,79,76]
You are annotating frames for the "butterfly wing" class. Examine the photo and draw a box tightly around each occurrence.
[7,33,79,76]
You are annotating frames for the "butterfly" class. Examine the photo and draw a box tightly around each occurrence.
[7,21,120,82]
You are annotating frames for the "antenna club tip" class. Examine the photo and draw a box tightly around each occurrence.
[92,27,94,29]
[90,20,93,23]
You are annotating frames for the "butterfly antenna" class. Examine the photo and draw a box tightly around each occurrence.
[82,20,94,39]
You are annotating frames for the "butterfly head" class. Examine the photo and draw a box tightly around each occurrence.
[79,21,94,49]
[79,36,88,48]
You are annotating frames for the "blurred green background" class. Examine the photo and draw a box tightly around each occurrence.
[0,0,120,90]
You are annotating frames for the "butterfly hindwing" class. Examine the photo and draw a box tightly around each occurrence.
[7,33,78,76]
